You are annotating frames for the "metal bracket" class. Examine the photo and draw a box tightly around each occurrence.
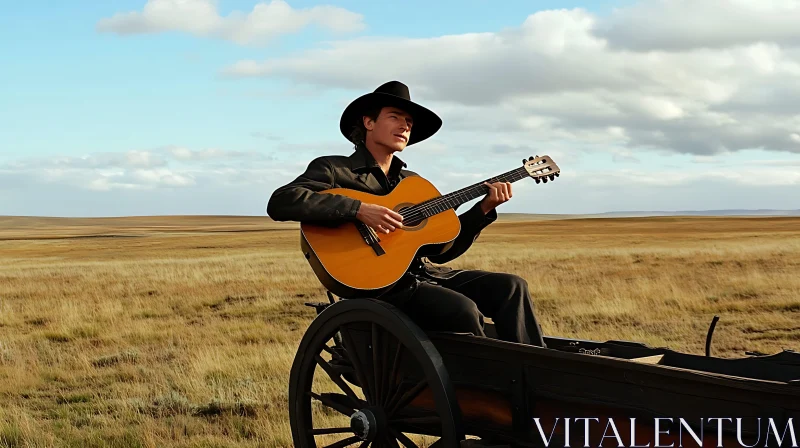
[705,315,719,357]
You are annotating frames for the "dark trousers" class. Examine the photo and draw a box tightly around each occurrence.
[384,270,546,347]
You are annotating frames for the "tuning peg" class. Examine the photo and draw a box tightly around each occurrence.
[549,174,555,181]
[528,156,534,161]
[542,177,548,183]
[535,178,541,184]
[522,159,527,165]
[554,172,560,177]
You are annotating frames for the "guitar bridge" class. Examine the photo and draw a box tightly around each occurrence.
[356,223,385,256]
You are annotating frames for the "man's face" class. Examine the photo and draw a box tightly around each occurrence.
[364,107,414,152]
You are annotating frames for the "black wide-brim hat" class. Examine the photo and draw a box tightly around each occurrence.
[340,81,442,146]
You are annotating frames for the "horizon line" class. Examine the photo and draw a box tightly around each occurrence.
[2,209,799,220]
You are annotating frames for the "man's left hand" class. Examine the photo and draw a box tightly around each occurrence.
[480,181,512,214]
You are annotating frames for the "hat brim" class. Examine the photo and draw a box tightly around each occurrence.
[340,92,442,146]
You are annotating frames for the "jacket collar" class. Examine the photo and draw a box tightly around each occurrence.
[349,143,407,175]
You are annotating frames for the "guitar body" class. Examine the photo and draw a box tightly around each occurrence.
[297,154,561,298]
[300,175,461,298]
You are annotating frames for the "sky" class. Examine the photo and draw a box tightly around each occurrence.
[2,0,800,217]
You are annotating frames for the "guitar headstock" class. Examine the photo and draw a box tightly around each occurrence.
[522,155,560,184]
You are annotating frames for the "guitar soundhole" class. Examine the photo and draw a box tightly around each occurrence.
[395,203,427,231]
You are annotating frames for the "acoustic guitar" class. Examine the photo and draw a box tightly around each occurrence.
[300,155,561,298]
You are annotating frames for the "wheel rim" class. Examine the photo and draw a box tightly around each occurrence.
[289,299,464,448]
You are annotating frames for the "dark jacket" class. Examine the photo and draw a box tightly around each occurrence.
[267,144,497,294]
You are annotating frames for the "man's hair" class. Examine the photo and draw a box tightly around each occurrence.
[348,105,384,146]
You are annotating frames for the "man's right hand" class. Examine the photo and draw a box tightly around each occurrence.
[356,203,403,234]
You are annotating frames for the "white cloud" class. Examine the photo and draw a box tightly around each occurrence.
[597,0,800,51]
[8,147,268,171]
[580,166,800,188]
[2,147,274,192]
[691,155,720,164]
[610,149,640,164]
[3,147,800,216]
[96,0,365,45]
[6,150,168,170]
[221,5,800,156]
[165,146,255,161]
[85,169,196,191]
[10,0,800,217]
[125,150,165,168]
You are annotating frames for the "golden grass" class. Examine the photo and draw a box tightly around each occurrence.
[0,215,798,447]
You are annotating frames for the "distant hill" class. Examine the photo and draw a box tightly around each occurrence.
[592,209,800,218]
[497,209,800,221]
[2,210,798,226]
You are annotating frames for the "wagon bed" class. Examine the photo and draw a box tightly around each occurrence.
[289,295,800,448]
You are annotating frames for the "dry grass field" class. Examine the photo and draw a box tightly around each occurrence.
[0,214,798,447]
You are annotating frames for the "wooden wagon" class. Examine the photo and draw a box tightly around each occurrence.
[288,293,800,448]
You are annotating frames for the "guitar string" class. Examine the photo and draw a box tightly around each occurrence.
[415,167,552,219]
[398,166,544,224]
[358,221,378,245]
[399,169,528,224]
[362,165,551,237]
[359,163,553,236]
[406,167,527,215]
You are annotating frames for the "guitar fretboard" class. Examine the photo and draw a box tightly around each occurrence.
[399,166,529,224]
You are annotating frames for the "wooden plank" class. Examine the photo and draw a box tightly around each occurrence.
[630,354,664,364]
[430,333,800,397]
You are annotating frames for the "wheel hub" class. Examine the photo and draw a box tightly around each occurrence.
[350,406,385,441]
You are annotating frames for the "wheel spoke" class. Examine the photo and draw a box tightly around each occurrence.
[389,428,420,448]
[292,308,462,448]
[309,391,355,416]
[340,326,375,404]
[311,427,354,435]
[382,342,405,409]
[379,327,393,407]
[372,323,382,405]
[321,343,336,356]
[386,379,428,417]
[315,354,362,404]
[323,435,363,448]
[384,435,401,448]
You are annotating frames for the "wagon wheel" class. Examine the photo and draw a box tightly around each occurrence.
[289,298,465,448]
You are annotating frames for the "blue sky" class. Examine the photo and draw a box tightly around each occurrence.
[2,0,624,158]
[2,0,799,217]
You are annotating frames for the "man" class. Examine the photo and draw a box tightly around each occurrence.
[267,81,546,347]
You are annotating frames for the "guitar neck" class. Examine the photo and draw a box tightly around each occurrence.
[400,166,529,222]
